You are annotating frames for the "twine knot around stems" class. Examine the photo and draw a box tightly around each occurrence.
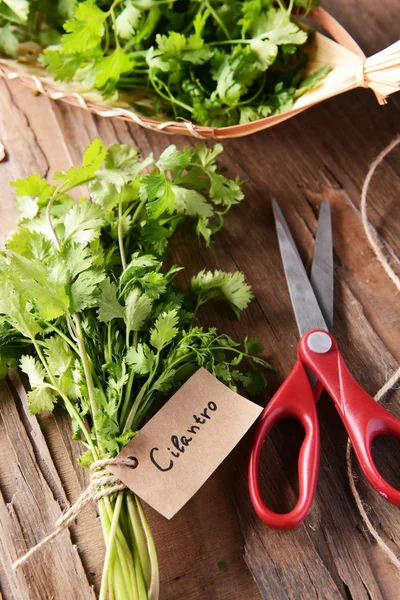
[12,456,138,570]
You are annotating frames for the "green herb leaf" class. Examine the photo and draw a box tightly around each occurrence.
[191,269,253,317]
[125,289,153,333]
[63,202,105,244]
[44,335,73,375]
[97,278,125,322]
[2,0,29,22]
[0,22,19,57]
[55,138,106,190]
[61,1,107,54]
[115,2,141,39]
[126,342,155,375]
[27,387,57,414]
[150,309,179,351]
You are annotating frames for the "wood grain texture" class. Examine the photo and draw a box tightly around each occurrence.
[0,1,399,598]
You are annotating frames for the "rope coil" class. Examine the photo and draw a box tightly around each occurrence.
[348,135,400,570]
[12,456,138,570]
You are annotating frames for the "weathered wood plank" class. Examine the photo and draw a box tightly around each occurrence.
[0,378,96,600]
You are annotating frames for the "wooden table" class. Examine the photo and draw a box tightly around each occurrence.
[0,1,399,598]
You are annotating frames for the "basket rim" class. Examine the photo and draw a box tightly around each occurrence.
[0,7,369,139]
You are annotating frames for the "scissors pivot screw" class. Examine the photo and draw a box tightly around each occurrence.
[307,331,332,354]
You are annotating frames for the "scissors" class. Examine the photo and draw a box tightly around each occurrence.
[248,198,400,529]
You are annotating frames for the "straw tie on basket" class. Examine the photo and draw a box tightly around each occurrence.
[363,41,400,102]
[12,456,138,570]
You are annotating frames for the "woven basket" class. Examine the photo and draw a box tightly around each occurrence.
[0,8,398,140]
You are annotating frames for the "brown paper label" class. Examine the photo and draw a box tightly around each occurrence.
[108,367,262,519]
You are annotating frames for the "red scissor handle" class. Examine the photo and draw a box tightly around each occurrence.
[299,330,400,506]
[248,359,320,529]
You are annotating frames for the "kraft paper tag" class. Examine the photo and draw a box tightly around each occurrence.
[108,367,263,519]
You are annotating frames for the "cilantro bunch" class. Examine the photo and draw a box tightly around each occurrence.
[0,0,327,126]
[0,139,271,600]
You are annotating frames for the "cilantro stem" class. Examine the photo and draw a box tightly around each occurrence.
[133,0,178,5]
[130,197,147,226]
[67,315,79,342]
[106,0,124,16]
[103,496,139,599]
[208,38,248,46]
[110,8,120,49]
[235,72,266,107]
[73,313,103,452]
[134,496,159,598]
[98,501,127,599]
[104,20,110,54]
[98,497,131,600]
[118,202,127,270]
[126,494,151,590]
[107,322,112,363]
[205,0,230,40]
[100,494,124,600]
[120,332,138,425]
[46,322,80,355]
[46,195,61,251]
[149,72,194,114]
[123,352,159,433]
[31,338,97,457]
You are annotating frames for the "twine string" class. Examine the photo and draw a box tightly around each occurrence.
[12,457,138,570]
[347,135,400,569]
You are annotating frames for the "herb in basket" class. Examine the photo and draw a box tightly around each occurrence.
[0,0,328,126]
[0,139,271,600]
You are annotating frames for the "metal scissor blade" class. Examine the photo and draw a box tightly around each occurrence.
[272,199,328,337]
[310,198,334,331]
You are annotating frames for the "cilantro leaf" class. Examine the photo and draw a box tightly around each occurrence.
[7,251,70,320]
[27,387,57,414]
[20,354,46,386]
[115,3,141,39]
[61,1,107,54]
[2,0,29,22]
[78,449,95,469]
[125,289,153,333]
[254,8,308,45]
[142,173,175,219]
[147,32,211,71]
[172,185,213,218]
[156,145,192,173]
[105,144,140,170]
[55,138,106,190]
[150,309,179,351]
[0,23,18,57]
[191,270,253,317]
[95,47,133,95]
[44,335,73,375]
[97,278,125,322]
[0,280,40,339]
[250,39,278,70]
[69,268,105,312]
[126,342,155,375]
[11,174,56,219]
[63,202,105,244]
